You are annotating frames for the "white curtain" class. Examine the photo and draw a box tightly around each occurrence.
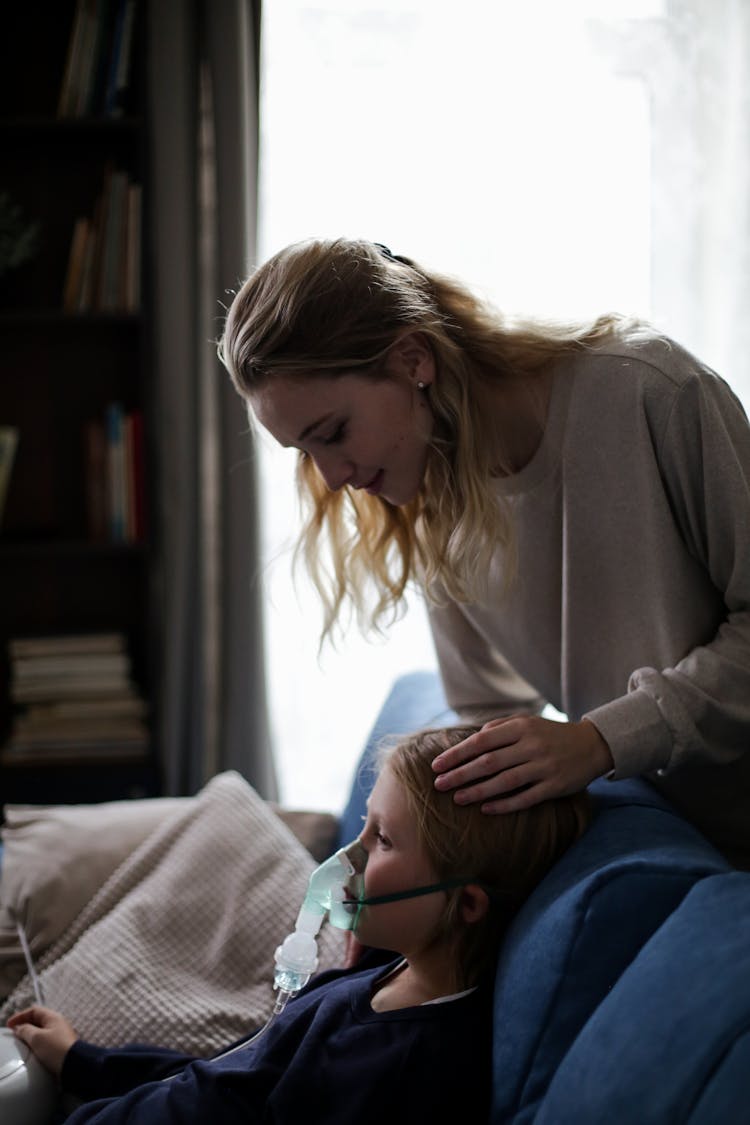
[591,0,750,399]
[148,0,275,798]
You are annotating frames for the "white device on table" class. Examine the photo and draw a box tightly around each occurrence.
[0,914,57,1125]
[0,1028,58,1125]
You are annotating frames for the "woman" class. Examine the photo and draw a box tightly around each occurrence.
[219,237,750,868]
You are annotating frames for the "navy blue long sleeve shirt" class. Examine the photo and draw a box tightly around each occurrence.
[61,960,492,1124]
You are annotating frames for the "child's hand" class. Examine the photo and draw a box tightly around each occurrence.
[7,1005,79,1078]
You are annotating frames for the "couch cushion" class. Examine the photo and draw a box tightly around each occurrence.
[533,871,750,1124]
[490,780,731,1124]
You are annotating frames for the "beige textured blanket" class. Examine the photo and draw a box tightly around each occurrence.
[0,772,346,1054]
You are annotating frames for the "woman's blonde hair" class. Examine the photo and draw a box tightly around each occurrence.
[381,726,591,990]
[219,237,627,641]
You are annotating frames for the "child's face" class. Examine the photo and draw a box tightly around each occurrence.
[353,764,446,957]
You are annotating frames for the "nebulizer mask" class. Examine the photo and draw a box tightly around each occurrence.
[273,839,368,1003]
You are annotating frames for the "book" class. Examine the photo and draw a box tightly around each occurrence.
[0,426,19,526]
[89,0,117,115]
[106,402,126,541]
[62,217,90,311]
[12,652,131,679]
[84,417,108,541]
[77,200,101,312]
[23,697,148,724]
[74,0,103,117]
[1,741,148,765]
[129,408,146,540]
[123,412,135,540]
[57,0,88,118]
[106,0,137,117]
[99,169,128,310]
[23,697,147,720]
[11,717,148,745]
[11,678,137,703]
[9,633,127,659]
[91,162,114,309]
[123,181,142,311]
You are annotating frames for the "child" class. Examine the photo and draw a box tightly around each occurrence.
[8,727,590,1124]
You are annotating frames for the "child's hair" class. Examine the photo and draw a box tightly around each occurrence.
[219,237,632,641]
[382,725,591,990]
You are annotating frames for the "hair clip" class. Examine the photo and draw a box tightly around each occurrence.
[374,242,409,266]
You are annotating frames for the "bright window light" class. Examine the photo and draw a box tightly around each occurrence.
[258,1,658,811]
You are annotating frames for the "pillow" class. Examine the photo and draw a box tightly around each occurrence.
[0,791,340,1002]
[0,794,188,1001]
[0,772,346,1053]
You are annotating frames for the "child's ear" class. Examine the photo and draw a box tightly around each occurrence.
[459,884,489,925]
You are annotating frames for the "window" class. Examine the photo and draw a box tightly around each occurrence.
[257,0,748,810]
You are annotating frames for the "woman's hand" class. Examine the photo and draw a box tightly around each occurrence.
[432,716,614,812]
[7,1005,79,1078]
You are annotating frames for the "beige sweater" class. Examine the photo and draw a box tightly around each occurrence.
[427,333,750,865]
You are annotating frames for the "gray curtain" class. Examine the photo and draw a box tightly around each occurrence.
[147,0,276,798]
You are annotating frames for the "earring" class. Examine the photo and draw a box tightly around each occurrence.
[417,381,427,390]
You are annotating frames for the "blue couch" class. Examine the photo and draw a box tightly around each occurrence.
[339,672,749,1125]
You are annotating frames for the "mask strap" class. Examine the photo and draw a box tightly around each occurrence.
[344,877,508,909]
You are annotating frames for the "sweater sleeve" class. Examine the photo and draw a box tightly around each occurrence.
[62,1047,281,1125]
[62,1041,201,1100]
[584,369,750,776]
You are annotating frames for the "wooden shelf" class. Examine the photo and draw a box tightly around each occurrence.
[0,116,141,133]
[0,0,160,804]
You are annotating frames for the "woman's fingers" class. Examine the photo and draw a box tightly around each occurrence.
[431,717,522,783]
[450,761,540,805]
[432,717,614,812]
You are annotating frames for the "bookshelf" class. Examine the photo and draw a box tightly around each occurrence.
[0,0,160,806]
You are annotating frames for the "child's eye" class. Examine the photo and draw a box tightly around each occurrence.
[376,831,391,848]
[323,422,347,445]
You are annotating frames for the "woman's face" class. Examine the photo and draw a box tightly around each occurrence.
[249,334,435,507]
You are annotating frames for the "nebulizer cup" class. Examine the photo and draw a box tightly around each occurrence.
[273,840,366,1004]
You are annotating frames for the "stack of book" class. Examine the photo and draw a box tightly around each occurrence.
[62,163,141,314]
[2,633,149,765]
[84,402,147,545]
[57,0,138,120]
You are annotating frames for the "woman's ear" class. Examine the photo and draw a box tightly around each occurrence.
[387,331,435,389]
[459,884,490,926]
